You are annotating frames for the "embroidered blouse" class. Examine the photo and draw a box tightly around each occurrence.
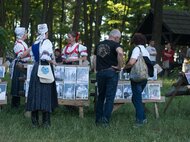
[62,43,87,61]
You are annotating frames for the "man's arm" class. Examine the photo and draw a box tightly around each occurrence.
[112,47,124,70]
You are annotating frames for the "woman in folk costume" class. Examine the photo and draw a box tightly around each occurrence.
[25,23,58,128]
[62,31,88,65]
[11,27,30,108]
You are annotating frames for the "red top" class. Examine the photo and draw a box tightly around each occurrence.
[162,49,175,63]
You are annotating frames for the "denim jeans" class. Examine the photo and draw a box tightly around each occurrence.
[131,80,147,123]
[95,68,119,124]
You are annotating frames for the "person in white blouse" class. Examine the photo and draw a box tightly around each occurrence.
[11,27,30,108]
[125,33,150,128]
[62,31,88,65]
[23,23,58,128]
[146,40,157,65]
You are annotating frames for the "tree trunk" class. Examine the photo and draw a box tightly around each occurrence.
[0,0,6,57]
[0,0,5,27]
[152,0,163,63]
[72,0,82,32]
[21,0,30,29]
[95,0,103,45]
[42,0,49,23]
[59,0,65,49]
[46,0,53,41]
[89,0,95,55]
[83,0,91,59]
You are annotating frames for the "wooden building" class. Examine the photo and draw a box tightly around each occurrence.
[135,10,190,46]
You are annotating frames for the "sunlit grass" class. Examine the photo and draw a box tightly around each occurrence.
[1,70,190,142]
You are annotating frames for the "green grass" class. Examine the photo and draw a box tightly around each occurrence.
[1,72,190,142]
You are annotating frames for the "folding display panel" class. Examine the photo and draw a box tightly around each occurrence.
[0,82,7,100]
[0,66,5,78]
[63,83,75,100]
[75,83,88,100]
[54,66,64,81]
[115,83,124,100]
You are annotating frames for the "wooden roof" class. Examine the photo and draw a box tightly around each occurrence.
[135,10,190,45]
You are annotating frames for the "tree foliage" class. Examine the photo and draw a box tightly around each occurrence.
[0,0,190,58]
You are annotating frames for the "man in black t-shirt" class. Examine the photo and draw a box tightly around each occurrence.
[93,29,123,127]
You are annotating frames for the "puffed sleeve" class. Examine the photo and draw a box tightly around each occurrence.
[78,44,88,57]
[13,43,24,57]
[40,39,54,61]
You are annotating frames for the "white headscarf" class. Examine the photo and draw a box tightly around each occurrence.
[36,23,48,41]
[14,27,26,39]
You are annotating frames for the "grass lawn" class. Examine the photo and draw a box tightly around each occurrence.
[1,72,190,142]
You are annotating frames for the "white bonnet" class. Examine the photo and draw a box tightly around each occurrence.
[38,23,48,35]
[14,27,26,39]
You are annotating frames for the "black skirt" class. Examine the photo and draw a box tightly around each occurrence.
[26,61,58,112]
[10,60,26,97]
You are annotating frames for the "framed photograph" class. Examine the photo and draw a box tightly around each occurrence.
[0,82,7,100]
[0,66,5,78]
[54,66,64,81]
[64,66,77,82]
[26,64,34,81]
[123,83,133,100]
[24,81,30,97]
[142,85,149,99]
[75,84,88,100]
[115,83,123,100]
[185,73,190,84]
[56,81,64,99]
[76,66,89,83]
[147,84,161,99]
[0,57,3,65]
[63,83,75,100]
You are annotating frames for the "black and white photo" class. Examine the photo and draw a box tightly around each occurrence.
[0,83,7,100]
[56,81,64,99]
[77,67,89,83]
[115,83,123,100]
[147,84,161,99]
[26,64,34,81]
[0,66,5,78]
[123,83,133,100]
[54,66,64,81]
[63,83,75,99]
[64,66,77,82]
[75,84,88,100]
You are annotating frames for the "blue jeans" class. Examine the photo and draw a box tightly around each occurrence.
[131,80,147,123]
[95,68,119,123]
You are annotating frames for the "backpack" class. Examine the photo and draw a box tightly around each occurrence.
[129,47,148,82]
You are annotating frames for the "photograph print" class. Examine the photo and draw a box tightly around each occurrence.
[115,83,123,100]
[76,66,89,83]
[0,66,5,78]
[54,66,64,81]
[63,83,75,100]
[64,66,77,82]
[0,57,3,65]
[142,85,149,100]
[56,81,64,99]
[26,64,34,81]
[24,81,29,97]
[75,84,88,100]
[123,83,133,100]
[147,84,161,100]
[0,82,7,100]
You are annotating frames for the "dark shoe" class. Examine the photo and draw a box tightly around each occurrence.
[31,111,39,127]
[133,119,147,128]
[42,112,51,128]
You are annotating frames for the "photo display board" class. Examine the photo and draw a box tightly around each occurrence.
[26,65,89,100]
[114,82,161,100]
